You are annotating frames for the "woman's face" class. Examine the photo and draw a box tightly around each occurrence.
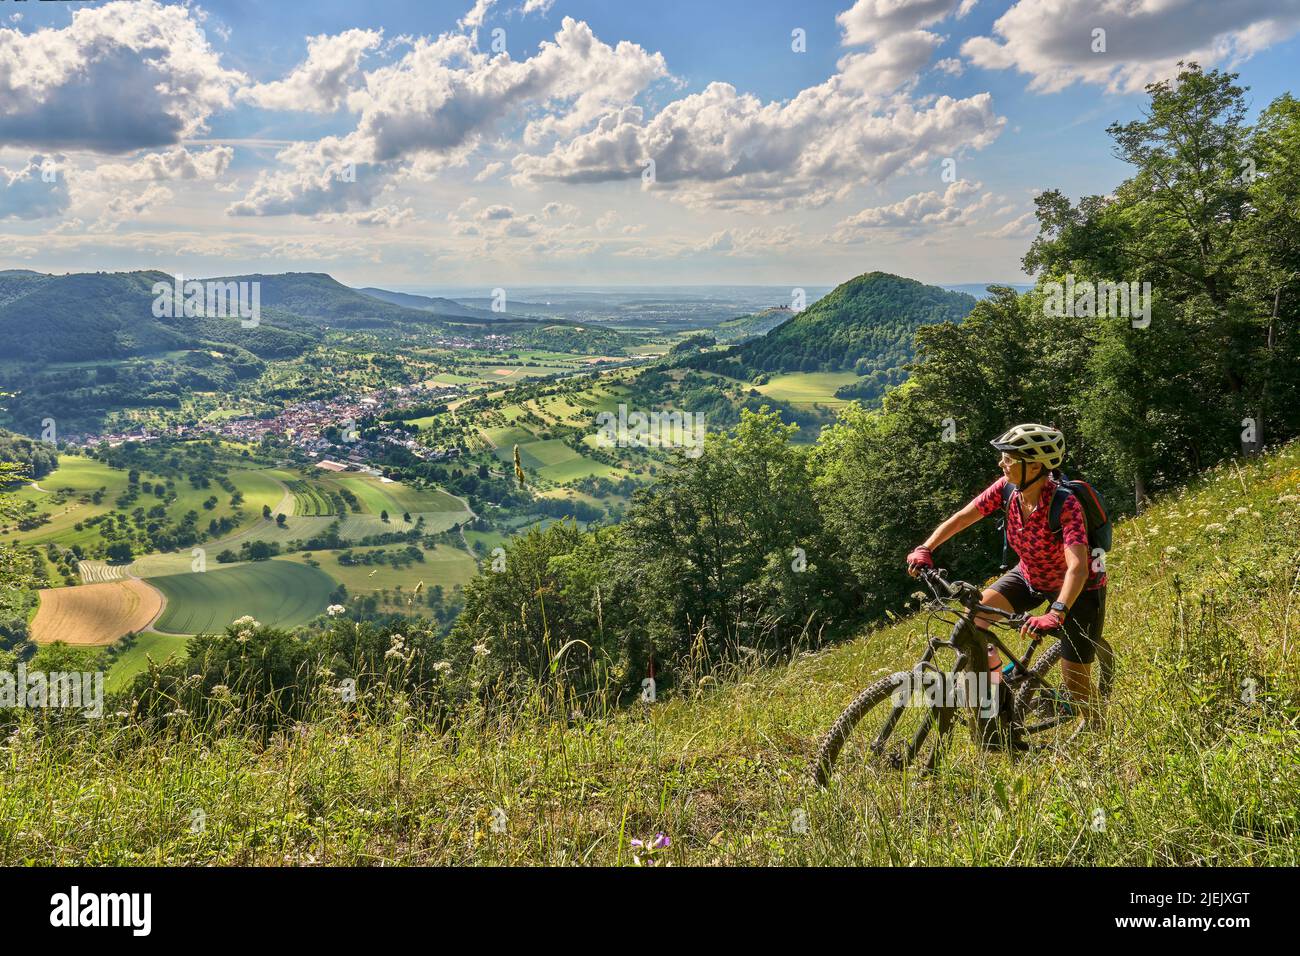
[998,454,1039,487]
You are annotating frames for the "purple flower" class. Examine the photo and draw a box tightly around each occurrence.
[651,833,670,850]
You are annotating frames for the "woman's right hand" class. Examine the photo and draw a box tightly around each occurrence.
[906,545,934,577]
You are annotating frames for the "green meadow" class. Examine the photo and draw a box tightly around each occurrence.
[147,561,335,635]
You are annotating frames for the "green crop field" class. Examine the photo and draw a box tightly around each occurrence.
[501,438,624,482]
[287,543,476,604]
[105,632,192,692]
[754,371,859,405]
[463,528,508,556]
[483,425,537,449]
[319,475,461,517]
[147,560,335,635]
[286,479,336,516]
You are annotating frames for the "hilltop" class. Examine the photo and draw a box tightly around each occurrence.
[687,272,976,402]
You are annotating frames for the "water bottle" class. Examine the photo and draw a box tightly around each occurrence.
[987,644,1002,684]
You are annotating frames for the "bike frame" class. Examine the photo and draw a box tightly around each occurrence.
[868,569,1057,762]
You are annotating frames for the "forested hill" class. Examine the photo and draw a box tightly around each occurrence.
[684,272,976,401]
[0,271,458,364]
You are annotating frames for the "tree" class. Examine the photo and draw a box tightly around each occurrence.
[1020,64,1291,505]
[106,541,134,563]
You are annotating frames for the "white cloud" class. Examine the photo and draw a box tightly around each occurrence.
[474,161,505,181]
[979,210,1038,239]
[92,147,234,185]
[961,0,1300,94]
[460,0,497,33]
[104,183,173,219]
[829,180,991,240]
[227,140,396,218]
[837,0,969,46]
[514,82,1005,212]
[837,30,944,93]
[0,0,243,152]
[239,29,382,113]
[0,156,69,220]
[232,17,667,216]
[317,204,415,228]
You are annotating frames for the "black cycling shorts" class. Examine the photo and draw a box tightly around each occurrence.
[988,568,1107,665]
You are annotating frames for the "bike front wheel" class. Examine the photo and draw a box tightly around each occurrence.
[811,669,958,786]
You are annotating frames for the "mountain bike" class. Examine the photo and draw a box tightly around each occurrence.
[811,567,1113,786]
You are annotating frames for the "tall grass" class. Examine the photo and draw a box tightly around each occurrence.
[2,445,1298,865]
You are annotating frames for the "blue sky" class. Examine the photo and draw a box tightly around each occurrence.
[2,0,1298,289]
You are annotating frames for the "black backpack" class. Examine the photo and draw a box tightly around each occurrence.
[999,473,1112,572]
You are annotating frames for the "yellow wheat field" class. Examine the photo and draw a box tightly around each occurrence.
[31,580,164,646]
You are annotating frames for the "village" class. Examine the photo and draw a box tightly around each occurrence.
[62,378,466,470]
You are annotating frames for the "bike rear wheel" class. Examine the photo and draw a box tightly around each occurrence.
[1014,638,1115,733]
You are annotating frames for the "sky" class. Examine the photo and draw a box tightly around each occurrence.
[1,0,1298,290]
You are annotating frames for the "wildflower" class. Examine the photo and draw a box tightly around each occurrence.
[231,615,260,629]
[1205,523,1226,534]
[473,643,490,658]
[630,832,671,866]
[327,604,346,617]
[432,660,452,674]
[211,684,232,701]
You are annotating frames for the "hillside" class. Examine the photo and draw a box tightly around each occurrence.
[355,286,498,320]
[688,272,976,402]
[0,270,447,364]
[715,305,797,342]
[4,441,1296,864]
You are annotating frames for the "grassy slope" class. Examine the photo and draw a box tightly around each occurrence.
[3,445,1298,864]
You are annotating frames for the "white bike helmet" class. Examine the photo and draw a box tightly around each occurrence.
[990,423,1065,470]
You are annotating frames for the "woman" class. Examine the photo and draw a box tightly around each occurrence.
[905,423,1110,733]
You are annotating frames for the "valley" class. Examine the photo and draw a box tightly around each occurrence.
[1,273,918,687]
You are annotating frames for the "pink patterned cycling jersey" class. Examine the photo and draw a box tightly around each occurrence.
[971,475,1107,593]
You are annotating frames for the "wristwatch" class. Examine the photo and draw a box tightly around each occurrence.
[1049,600,1069,617]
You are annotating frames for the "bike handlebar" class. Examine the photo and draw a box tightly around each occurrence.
[917,567,1028,628]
